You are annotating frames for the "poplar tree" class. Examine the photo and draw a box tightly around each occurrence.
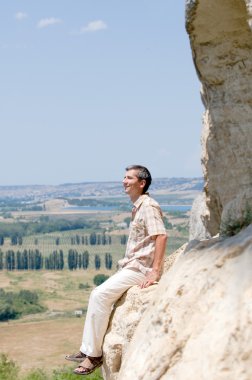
[0,250,4,269]
[95,254,101,270]
[120,235,127,245]
[82,250,89,269]
[102,233,107,245]
[59,250,64,270]
[23,250,28,270]
[89,232,97,245]
[16,251,23,270]
[11,235,18,245]
[105,253,113,270]
[76,235,80,245]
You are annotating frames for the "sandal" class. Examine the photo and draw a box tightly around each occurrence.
[65,351,86,362]
[73,356,103,376]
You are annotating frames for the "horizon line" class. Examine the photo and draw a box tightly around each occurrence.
[0,176,204,188]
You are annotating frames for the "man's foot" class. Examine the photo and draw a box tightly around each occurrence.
[65,351,86,362]
[73,356,103,376]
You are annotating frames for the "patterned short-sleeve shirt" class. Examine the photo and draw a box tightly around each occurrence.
[118,194,167,274]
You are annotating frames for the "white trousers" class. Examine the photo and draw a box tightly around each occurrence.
[80,268,146,357]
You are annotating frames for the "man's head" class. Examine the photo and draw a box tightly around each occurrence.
[123,165,152,201]
[125,165,152,193]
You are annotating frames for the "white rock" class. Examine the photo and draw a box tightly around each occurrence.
[117,225,252,380]
[187,0,252,235]
[189,193,211,240]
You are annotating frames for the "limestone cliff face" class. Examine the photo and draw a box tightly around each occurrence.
[189,193,211,240]
[186,0,252,235]
[102,1,252,378]
[103,226,252,379]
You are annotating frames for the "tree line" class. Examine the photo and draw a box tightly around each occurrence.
[68,250,112,270]
[0,233,128,246]
[70,232,112,246]
[0,217,99,238]
[0,249,113,271]
[2,249,43,270]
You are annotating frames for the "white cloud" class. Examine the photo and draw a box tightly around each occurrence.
[15,12,28,21]
[37,18,62,29]
[80,20,107,33]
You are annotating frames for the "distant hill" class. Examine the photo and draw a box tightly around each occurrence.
[0,178,203,200]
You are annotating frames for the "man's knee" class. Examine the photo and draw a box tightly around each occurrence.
[90,285,106,303]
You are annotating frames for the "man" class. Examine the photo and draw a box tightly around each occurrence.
[65,165,167,375]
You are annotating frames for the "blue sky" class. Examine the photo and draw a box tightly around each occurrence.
[0,1,204,185]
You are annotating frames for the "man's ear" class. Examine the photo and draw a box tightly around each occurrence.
[140,179,146,189]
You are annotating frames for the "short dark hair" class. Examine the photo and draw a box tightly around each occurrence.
[125,165,152,193]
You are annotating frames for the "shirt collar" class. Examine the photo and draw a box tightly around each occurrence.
[133,193,149,209]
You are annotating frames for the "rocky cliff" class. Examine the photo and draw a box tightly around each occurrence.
[102,1,252,378]
[186,0,252,236]
[103,226,252,380]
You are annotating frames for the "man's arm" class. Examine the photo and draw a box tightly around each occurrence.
[140,234,168,289]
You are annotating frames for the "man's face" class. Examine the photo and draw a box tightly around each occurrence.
[123,169,145,199]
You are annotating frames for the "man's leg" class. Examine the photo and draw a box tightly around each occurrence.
[80,268,145,357]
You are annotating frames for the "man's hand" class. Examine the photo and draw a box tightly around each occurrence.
[139,234,167,288]
[140,269,159,289]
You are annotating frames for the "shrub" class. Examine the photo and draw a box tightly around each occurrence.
[79,283,90,289]
[175,225,188,234]
[0,354,103,380]
[0,289,45,321]
[19,289,39,304]
[163,216,173,230]
[0,304,20,321]
[0,353,19,380]
[93,274,109,286]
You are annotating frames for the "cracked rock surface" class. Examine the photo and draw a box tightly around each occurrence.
[187,0,252,235]
[107,226,252,380]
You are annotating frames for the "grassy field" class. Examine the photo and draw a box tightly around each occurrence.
[0,269,113,314]
[0,316,84,373]
[0,268,111,377]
